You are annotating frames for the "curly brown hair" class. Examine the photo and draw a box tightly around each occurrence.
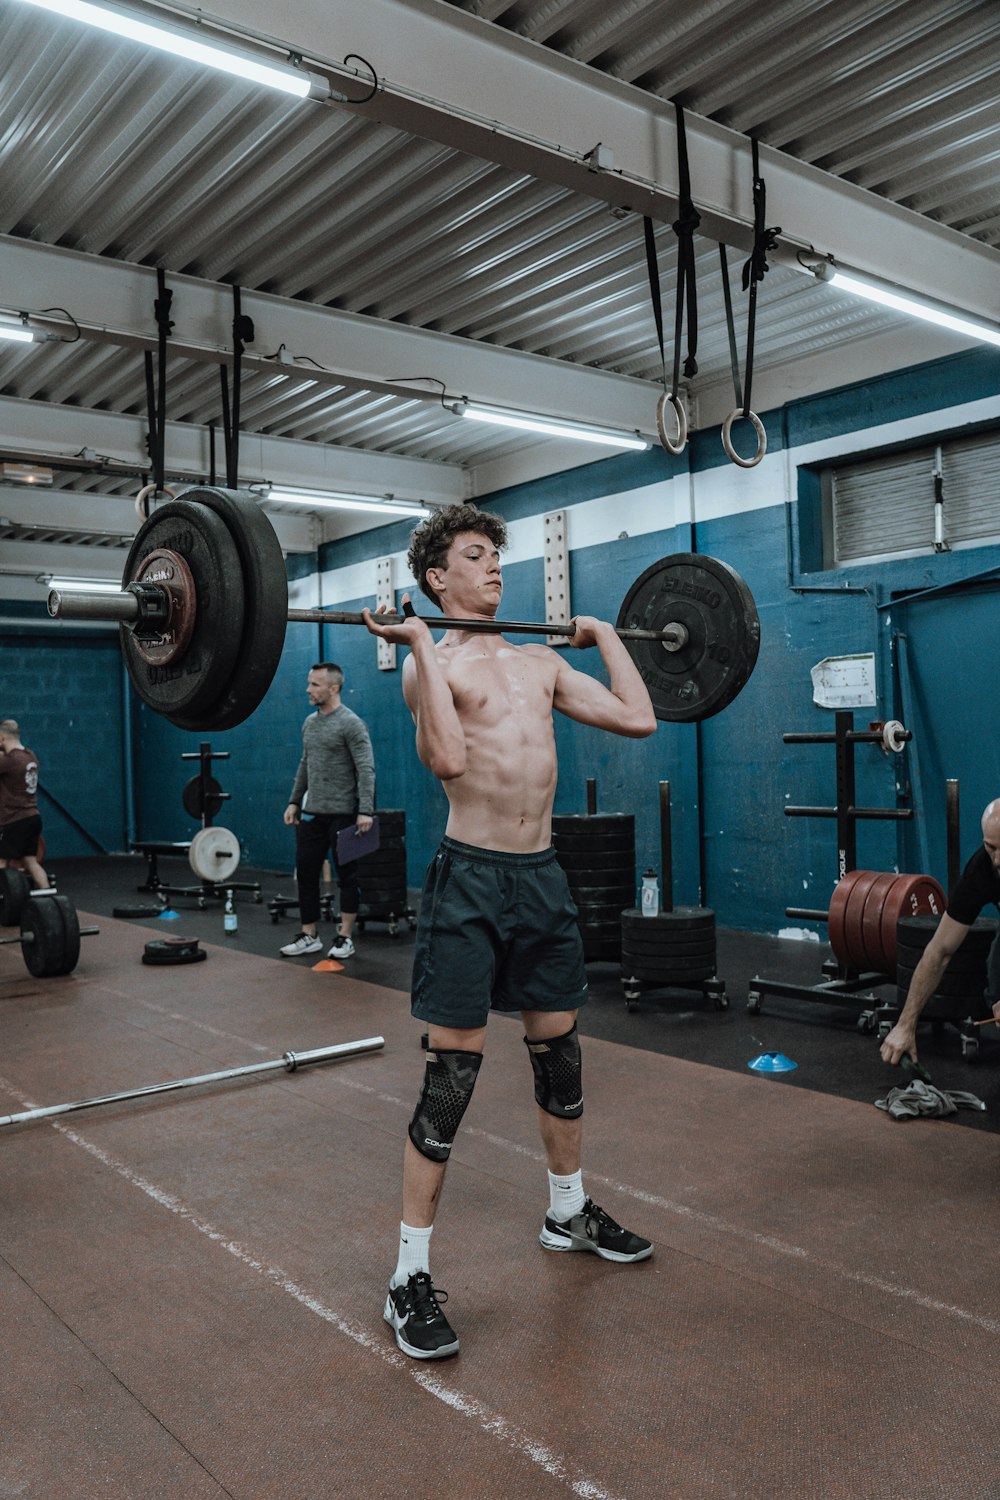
[408,503,508,608]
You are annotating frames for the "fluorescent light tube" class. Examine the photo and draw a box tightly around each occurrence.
[0,323,34,344]
[822,268,1000,350]
[460,402,649,451]
[16,0,322,97]
[43,576,124,592]
[266,489,431,517]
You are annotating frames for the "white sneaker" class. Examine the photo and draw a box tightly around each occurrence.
[280,932,323,957]
[328,934,355,960]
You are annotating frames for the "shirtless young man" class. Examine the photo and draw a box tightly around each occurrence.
[363,503,658,1361]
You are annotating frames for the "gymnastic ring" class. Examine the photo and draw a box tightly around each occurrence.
[656,391,687,455]
[721,409,767,469]
[135,482,177,523]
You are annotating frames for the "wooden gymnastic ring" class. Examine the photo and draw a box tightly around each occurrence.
[656,391,687,455]
[721,409,767,469]
[135,482,177,523]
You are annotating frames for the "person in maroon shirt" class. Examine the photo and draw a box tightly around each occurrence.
[0,720,50,889]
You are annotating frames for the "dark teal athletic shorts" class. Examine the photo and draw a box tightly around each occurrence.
[411,836,589,1028]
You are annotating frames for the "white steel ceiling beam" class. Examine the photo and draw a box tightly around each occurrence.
[0,375,465,506]
[177,0,1000,322]
[1,235,660,438]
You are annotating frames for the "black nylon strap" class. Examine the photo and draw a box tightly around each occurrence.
[718,244,743,412]
[672,101,701,385]
[144,268,173,492]
[739,137,780,417]
[642,215,669,391]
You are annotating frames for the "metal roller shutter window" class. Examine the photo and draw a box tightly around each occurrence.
[830,430,1000,565]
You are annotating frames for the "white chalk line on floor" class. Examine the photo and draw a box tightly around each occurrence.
[331,1076,1000,1337]
[0,1077,628,1500]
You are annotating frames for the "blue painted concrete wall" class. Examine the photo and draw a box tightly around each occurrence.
[4,345,998,933]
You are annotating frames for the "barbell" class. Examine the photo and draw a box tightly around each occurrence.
[46,487,761,731]
[0,1036,385,1129]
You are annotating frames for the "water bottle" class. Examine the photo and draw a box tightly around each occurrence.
[640,869,659,918]
[223,888,238,936]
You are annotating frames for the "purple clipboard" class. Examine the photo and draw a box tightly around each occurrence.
[336,816,380,865]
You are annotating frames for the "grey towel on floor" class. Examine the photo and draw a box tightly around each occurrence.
[875,1080,987,1119]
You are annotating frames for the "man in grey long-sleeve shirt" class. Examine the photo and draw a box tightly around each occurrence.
[280,661,375,960]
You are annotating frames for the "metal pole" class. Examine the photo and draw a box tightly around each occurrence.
[946,778,960,894]
[0,1037,384,1128]
[659,780,673,913]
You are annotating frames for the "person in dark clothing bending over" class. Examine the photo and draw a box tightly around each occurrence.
[363,502,657,1362]
[881,797,1000,1065]
[0,720,50,890]
[280,663,375,961]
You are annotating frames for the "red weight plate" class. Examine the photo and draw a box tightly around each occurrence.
[859,871,899,972]
[841,870,883,970]
[879,874,946,971]
[828,869,868,966]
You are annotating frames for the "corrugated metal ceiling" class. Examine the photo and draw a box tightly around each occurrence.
[0,0,997,523]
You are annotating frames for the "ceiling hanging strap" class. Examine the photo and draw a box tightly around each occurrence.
[138,268,174,520]
[719,137,780,469]
[654,101,703,455]
[226,285,255,489]
[643,215,687,455]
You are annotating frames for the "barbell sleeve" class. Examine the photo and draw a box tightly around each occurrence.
[0,1036,385,1128]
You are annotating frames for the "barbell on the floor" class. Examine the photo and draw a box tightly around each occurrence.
[0,891,98,978]
[0,1036,385,1129]
[45,487,761,732]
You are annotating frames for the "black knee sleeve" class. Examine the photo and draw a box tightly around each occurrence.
[524,1023,583,1119]
[408,1048,483,1163]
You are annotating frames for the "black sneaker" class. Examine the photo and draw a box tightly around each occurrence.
[539,1197,653,1262]
[383,1272,459,1360]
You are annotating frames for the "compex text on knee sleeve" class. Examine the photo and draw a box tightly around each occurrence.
[408,1048,484,1163]
[524,1023,583,1119]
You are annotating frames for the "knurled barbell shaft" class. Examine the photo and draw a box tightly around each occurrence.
[48,589,689,648]
[0,925,99,948]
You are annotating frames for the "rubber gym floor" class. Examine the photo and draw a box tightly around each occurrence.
[2,854,998,1500]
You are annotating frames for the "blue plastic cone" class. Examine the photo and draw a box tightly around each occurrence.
[748,1051,797,1073]
[156,908,181,921]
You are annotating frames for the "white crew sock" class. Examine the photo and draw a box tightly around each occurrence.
[548,1168,585,1222]
[392,1221,433,1287]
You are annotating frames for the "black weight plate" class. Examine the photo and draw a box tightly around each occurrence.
[182,774,225,822]
[374,811,406,833]
[144,936,201,958]
[53,894,81,975]
[120,498,245,720]
[621,905,715,931]
[616,553,760,723]
[142,948,208,966]
[166,488,288,733]
[575,909,631,928]
[113,904,166,918]
[359,885,408,904]
[555,854,636,877]
[622,934,717,958]
[620,921,717,948]
[0,867,31,926]
[621,960,716,982]
[896,942,990,976]
[555,841,636,862]
[552,815,635,835]
[896,914,997,949]
[21,894,77,977]
[569,890,636,911]
[895,964,985,998]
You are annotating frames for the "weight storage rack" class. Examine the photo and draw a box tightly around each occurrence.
[619,780,727,1013]
[132,741,261,907]
[746,711,911,1032]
